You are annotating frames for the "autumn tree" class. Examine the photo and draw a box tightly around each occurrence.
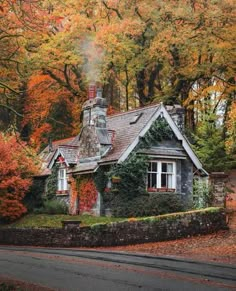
[0,0,235,153]
[226,101,236,156]
[0,133,39,221]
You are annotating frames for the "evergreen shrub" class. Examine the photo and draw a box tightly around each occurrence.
[110,193,184,217]
[23,178,45,212]
[34,199,68,215]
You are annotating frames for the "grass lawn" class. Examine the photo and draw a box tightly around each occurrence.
[1,214,124,229]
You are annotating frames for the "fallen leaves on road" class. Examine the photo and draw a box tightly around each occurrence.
[0,276,54,291]
[99,230,236,265]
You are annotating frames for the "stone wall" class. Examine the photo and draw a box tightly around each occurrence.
[210,173,229,207]
[0,208,227,248]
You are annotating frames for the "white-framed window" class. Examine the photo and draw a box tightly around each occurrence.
[58,168,68,191]
[147,161,176,191]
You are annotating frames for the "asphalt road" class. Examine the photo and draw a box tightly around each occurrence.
[0,246,235,291]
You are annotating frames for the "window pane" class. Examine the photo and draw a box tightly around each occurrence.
[152,162,157,172]
[151,173,157,187]
[162,163,167,172]
[167,174,172,188]
[64,179,67,190]
[148,163,152,171]
[167,163,173,172]
[161,174,167,187]
[59,170,63,178]
[59,180,63,191]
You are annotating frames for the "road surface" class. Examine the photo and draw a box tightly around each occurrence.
[0,246,235,290]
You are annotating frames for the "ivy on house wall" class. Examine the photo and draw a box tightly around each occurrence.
[46,163,60,200]
[106,154,149,216]
[138,117,174,149]
[108,154,149,199]
[77,176,97,213]
[94,167,108,194]
[105,153,184,217]
[103,117,184,217]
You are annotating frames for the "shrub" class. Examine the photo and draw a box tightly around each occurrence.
[0,133,39,221]
[34,199,68,214]
[193,178,212,209]
[110,193,184,217]
[23,178,45,212]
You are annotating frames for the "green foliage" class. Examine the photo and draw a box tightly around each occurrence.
[138,117,174,149]
[108,154,149,200]
[23,178,45,212]
[45,164,59,199]
[192,115,230,172]
[94,167,108,194]
[110,193,184,218]
[35,199,68,215]
[193,178,213,209]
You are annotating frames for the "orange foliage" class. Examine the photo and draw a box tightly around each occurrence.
[107,105,117,116]
[0,134,39,221]
[23,72,84,149]
[69,176,78,215]
[78,178,97,213]
[226,102,236,154]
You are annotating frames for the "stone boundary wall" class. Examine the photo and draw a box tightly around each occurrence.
[0,208,227,248]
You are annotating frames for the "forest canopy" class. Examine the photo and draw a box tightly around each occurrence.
[0,0,235,171]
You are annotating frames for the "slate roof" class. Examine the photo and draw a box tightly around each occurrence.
[67,161,98,174]
[39,104,161,175]
[100,104,160,164]
[39,103,206,175]
[57,145,79,164]
[39,137,75,176]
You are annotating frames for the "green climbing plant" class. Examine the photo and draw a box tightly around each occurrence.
[46,163,60,200]
[138,117,174,149]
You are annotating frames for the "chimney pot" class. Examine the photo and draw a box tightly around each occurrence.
[88,84,96,99]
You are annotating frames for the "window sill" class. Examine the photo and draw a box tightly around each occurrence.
[147,188,176,193]
[56,190,69,196]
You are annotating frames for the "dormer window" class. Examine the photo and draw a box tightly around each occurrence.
[58,168,68,191]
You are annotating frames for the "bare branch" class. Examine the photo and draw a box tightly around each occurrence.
[0,82,22,94]
[0,104,23,117]
[102,1,123,20]
[43,68,79,96]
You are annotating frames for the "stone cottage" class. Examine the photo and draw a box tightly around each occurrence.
[39,85,208,216]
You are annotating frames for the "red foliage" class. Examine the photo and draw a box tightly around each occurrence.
[0,134,38,221]
[107,105,118,116]
[78,178,97,212]
[69,176,78,215]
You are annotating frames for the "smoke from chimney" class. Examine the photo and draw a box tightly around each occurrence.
[81,36,104,83]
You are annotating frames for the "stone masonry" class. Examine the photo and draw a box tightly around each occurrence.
[0,208,227,248]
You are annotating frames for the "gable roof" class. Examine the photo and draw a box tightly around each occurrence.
[39,137,75,176]
[113,103,207,175]
[100,104,160,164]
[48,145,79,169]
[41,103,207,176]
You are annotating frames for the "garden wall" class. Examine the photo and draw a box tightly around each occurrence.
[0,208,227,248]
